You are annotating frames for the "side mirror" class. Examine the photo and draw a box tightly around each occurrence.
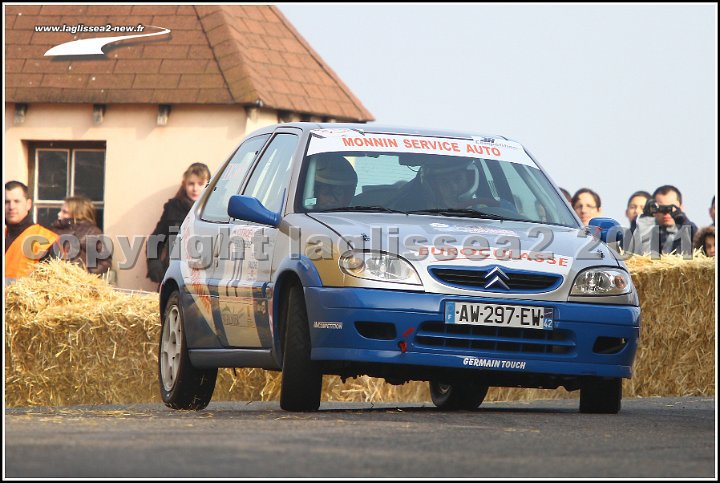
[588,217,624,244]
[227,195,280,227]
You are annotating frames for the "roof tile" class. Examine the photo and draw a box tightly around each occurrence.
[87,74,135,89]
[143,45,190,59]
[175,6,196,16]
[179,74,227,89]
[6,29,32,44]
[23,60,74,74]
[41,74,89,89]
[151,15,198,30]
[67,60,115,75]
[106,45,144,59]
[114,59,161,74]
[104,89,154,103]
[199,10,228,32]
[13,87,64,102]
[160,59,208,74]
[133,74,180,89]
[196,88,233,103]
[131,5,174,16]
[188,46,214,59]
[55,89,107,103]
[6,6,42,15]
[195,5,223,18]
[151,89,199,103]
[40,5,87,15]
[85,5,133,16]
[168,30,207,45]
[14,14,62,29]
[6,73,42,88]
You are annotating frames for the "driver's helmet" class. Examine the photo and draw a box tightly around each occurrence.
[313,153,358,192]
[420,159,480,202]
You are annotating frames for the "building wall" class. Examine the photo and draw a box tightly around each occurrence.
[4,103,280,291]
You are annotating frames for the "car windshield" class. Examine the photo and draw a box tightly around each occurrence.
[299,129,579,227]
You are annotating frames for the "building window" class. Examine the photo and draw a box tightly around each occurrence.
[29,142,106,230]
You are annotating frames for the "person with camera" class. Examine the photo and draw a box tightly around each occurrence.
[627,185,698,257]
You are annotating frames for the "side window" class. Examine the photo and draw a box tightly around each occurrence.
[202,135,270,222]
[242,133,299,213]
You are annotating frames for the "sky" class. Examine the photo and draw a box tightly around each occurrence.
[279,3,718,228]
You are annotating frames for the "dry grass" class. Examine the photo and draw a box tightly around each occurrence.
[4,254,715,407]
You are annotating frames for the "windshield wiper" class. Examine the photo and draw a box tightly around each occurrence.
[317,205,408,214]
[407,208,526,222]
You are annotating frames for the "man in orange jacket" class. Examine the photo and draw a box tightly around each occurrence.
[5,181,59,281]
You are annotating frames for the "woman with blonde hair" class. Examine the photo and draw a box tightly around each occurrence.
[47,195,112,274]
[147,162,211,288]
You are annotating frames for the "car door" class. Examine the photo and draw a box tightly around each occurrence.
[215,130,300,348]
[188,134,270,346]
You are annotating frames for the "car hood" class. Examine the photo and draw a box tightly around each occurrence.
[306,212,622,299]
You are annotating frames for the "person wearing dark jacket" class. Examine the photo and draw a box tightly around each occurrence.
[45,196,112,275]
[628,185,698,257]
[146,162,211,288]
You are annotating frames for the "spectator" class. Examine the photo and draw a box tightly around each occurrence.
[559,187,572,204]
[147,163,211,288]
[4,181,59,281]
[709,195,715,226]
[625,190,651,226]
[693,226,715,257]
[571,188,602,226]
[629,185,698,257]
[45,196,111,274]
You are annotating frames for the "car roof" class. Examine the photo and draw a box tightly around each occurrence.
[252,122,513,143]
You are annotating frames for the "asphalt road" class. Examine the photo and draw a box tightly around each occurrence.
[4,396,716,478]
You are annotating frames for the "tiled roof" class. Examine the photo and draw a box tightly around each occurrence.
[5,5,373,121]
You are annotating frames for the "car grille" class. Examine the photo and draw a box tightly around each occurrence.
[414,321,575,355]
[429,268,561,292]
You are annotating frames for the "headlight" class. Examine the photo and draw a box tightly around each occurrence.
[570,268,632,296]
[339,251,422,285]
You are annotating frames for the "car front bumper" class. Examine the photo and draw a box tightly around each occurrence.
[305,287,640,379]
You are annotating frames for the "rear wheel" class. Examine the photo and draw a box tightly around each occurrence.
[280,285,323,412]
[580,377,622,414]
[430,380,489,410]
[159,291,217,410]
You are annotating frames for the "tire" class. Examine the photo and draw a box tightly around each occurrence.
[580,377,622,414]
[159,291,217,410]
[430,380,489,410]
[280,285,323,412]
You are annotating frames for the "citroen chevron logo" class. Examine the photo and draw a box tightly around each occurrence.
[484,266,510,290]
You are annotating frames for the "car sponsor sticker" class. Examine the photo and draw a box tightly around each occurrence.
[308,131,537,167]
[461,356,528,370]
[313,321,343,329]
[428,223,518,237]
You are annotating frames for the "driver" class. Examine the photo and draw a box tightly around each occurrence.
[311,154,358,210]
[420,159,480,208]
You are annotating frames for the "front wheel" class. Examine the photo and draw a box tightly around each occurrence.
[159,291,217,410]
[280,285,323,412]
[579,377,622,414]
[430,380,489,410]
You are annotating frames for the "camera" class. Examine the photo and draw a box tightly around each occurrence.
[644,200,678,216]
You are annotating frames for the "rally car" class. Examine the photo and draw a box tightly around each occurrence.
[158,123,640,413]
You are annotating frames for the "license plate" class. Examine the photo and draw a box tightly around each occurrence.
[445,301,554,330]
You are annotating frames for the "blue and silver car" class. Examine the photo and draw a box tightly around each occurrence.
[158,123,640,413]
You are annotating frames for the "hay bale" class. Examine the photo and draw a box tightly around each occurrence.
[5,260,160,406]
[4,253,715,407]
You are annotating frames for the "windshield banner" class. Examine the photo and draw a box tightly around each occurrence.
[308,128,537,167]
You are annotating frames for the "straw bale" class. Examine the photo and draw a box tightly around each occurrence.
[4,253,715,407]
